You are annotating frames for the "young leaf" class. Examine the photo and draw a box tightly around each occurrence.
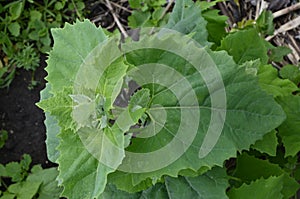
[218,28,268,64]
[37,87,75,131]
[258,65,299,97]
[9,1,23,20]
[128,11,151,28]
[8,22,20,37]
[279,64,300,85]
[5,162,23,182]
[268,46,292,62]
[164,0,209,46]
[202,9,228,46]
[256,10,274,35]
[128,88,150,113]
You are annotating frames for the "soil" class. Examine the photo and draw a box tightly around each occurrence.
[0,55,56,168]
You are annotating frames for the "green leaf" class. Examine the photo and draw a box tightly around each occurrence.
[165,167,229,199]
[128,88,150,112]
[0,130,8,149]
[0,193,15,199]
[20,154,31,171]
[228,176,284,199]
[56,128,111,199]
[7,181,41,199]
[8,22,20,37]
[27,167,62,199]
[97,57,129,113]
[233,153,282,181]
[251,130,278,156]
[164,0,209,46]
[9,1,23,20]
[37,87,75,130]
[277,96,300,157]
[0,164,6,176]
[5,162,22,182]
[256,10,274,35]
[56,106,143,199]
[39,84,60,163]
[42,113,60,163]
[128,11,151,28]
[199,0,226,11]
[202,9,228,46]
[75,1,85,11]
[128,0,145,9]
[46,19,107,93]
[148,0,166,7]
[102,167,228,198]
[218,28,269,64]
[232,153,299,198]
[100,184,141,198]
[54,2,64,10]
[258,65,299,97]
[268,46,291,62]
[29,10,42,22]
[279,64,300,85]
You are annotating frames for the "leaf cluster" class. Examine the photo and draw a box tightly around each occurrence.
[0,154,62,199]
[0,0,85,88]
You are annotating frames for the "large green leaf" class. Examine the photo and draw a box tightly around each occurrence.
[277,96,300,157]
[107,33,285,192]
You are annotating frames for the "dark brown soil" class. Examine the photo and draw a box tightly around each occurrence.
[0,55,55,168]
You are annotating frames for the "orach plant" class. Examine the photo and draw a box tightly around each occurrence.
[38,0,300,198]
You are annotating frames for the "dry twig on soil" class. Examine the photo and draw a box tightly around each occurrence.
[266,16,300,41]
[273,2,300,18]
[104,0,129,38]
